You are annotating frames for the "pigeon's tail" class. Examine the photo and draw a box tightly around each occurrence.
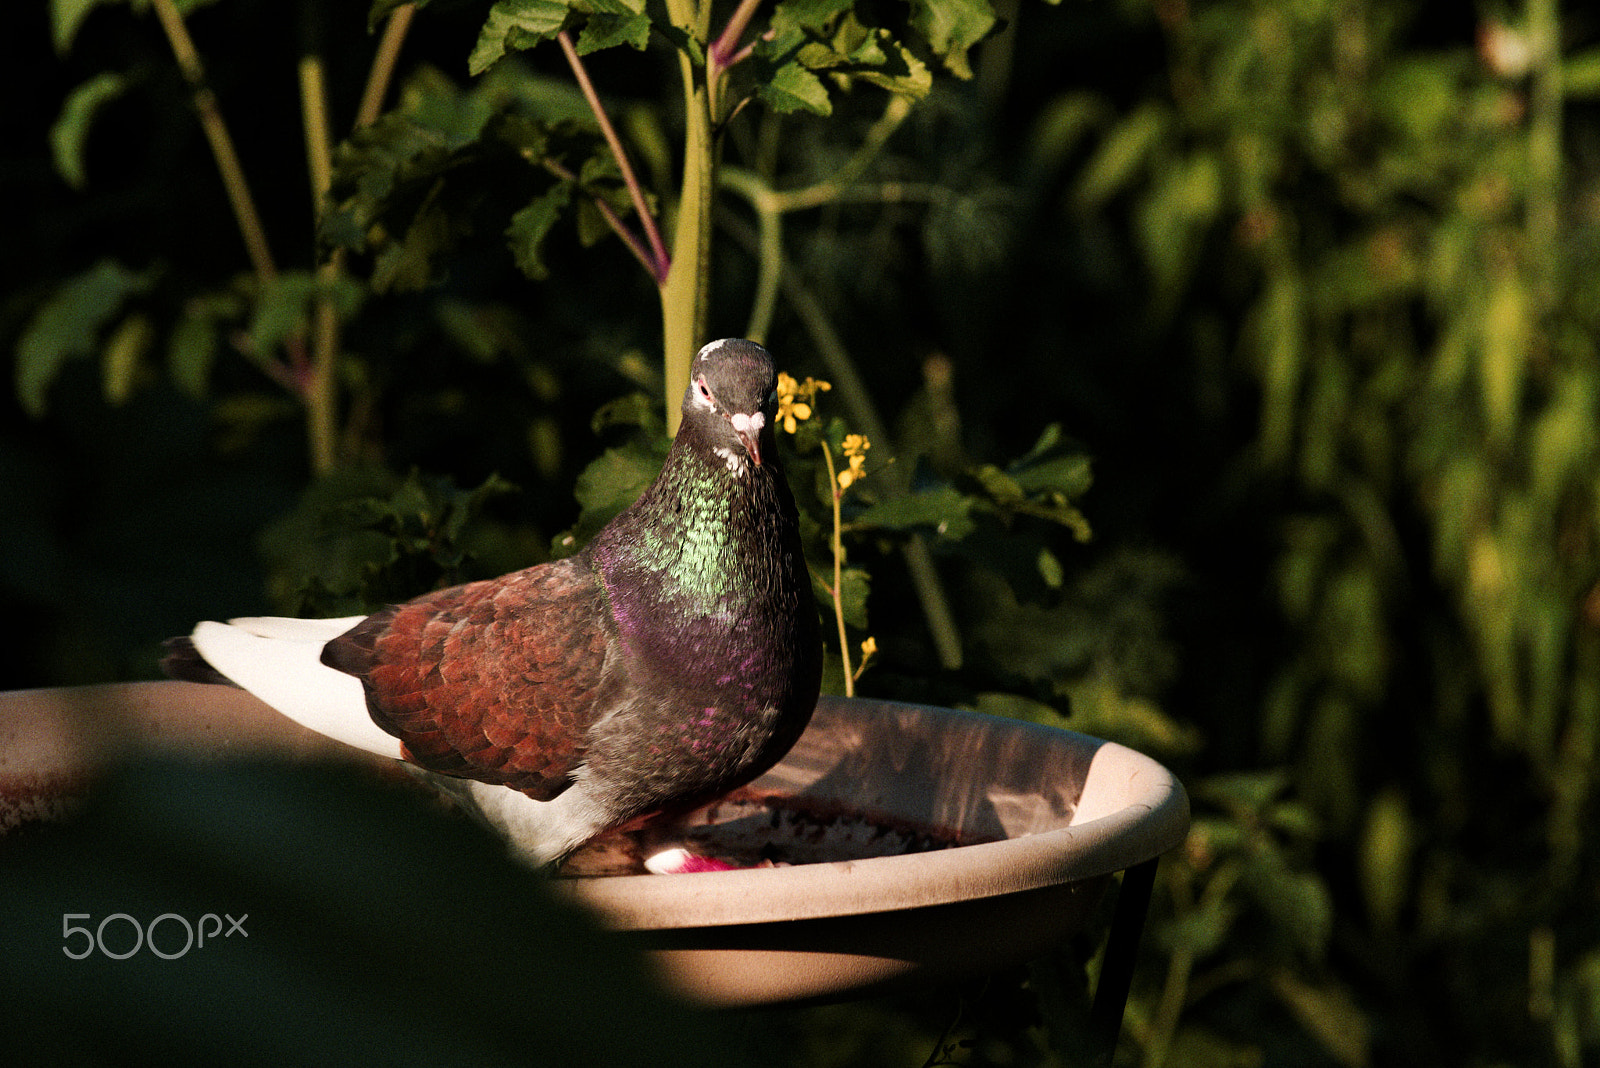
[159,616,406,761]
[160,636,235,687]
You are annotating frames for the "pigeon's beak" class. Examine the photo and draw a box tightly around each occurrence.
[730,412,765,466]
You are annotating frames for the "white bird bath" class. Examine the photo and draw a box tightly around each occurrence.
[0,682,1188,1015]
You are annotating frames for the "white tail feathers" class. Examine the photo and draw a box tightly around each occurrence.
[190,616,405,760]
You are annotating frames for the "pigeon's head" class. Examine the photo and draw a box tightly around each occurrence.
[683,338,779,467]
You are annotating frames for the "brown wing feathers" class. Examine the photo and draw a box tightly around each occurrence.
[320,559,616,801]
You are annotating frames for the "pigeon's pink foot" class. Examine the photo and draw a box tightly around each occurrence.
[644,848,744,874]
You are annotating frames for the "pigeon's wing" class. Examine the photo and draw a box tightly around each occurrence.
[321,556,618,800]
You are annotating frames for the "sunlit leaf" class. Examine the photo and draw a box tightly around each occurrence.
[1037,547,1064,589]
[575,11,650,53]
[769,0,853,36]
[470,0,572,76]
[758,61,833,116]
[50,72,127,189]
[905,0,996,78]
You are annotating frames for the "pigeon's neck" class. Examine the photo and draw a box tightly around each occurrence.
[586,420,796,642]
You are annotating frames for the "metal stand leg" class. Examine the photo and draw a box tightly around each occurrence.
[1089,858,1159,1065]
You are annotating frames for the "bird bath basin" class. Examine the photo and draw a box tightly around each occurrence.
[0,682,1189,1007]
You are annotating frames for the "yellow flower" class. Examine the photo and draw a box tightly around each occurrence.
[836,433,870,489]
[852,635,878,682]
[775,372,831,434]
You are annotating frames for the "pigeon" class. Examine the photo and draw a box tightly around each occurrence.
[162,338,823,867]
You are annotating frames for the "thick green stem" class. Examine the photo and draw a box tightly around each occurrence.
[661,0,716,431]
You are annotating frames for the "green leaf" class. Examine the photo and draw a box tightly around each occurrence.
[1249,848,1333,959]
[810,565,870,630]
[837,566,870,629]
[1168,868,1242,959]
[589,391,662,436]
[1358,788,1412,930]
[102,313,153,406]
[50,72,128,189]
[1008,423,1093,497]
[15,259,155,417]
[52,0,117,54]
[758,61,833,115]
[371,193,464,293]
[769,0,854,35]
[1037,547,1064,589]
[905,0,996,78]
[507,182,574,280]
[555,435,669,554]
[574,11,651,54]
[850,32,933,99]
[248,271,366,357]
[470,0,573,76]
[851,485,976,540]
[1074,103,1167,208]
[165,311,217,399]
[1198,770,1291,816]
[1567,47,1600,98]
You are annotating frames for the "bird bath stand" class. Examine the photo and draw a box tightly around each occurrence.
[0,682,1188,1058]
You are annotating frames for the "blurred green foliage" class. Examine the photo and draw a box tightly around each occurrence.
[5,0,1600,1066]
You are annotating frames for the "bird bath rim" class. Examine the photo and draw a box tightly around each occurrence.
[557,699,1189,930]
[0,681,1190,1007]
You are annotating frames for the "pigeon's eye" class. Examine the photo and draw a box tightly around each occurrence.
[696,378,715,404]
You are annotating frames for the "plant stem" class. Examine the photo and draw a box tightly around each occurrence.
[708,0,764,91]
[557,31,670,280]
[357,3,416,129]
[297,54,340,474]
[818,442,856,696]
[542,158,662,279]
[150,0,277,285]
[298,58,334,206]
[660,0,717,431]
[295,5,415,474]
